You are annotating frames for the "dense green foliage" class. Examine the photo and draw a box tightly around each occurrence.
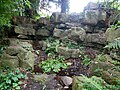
[45,38,60,57]
[0,0,31,28]
[111,21,120,29]
[39,56,68,73]
[0,67,26,90]
[98,0,120,10]
[82,55,91,66]
[0,0,17,27]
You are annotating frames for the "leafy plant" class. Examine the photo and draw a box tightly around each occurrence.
[79,75,120,90]
[17,0,32,16]
[82,55,91,66]
[0,67,26,90]
[0,46,4,55]
[0,0,32,28]
[104,38,120,50]
[39,56,68,73]
[95,54,106,61]
[111,20,120,29]
[98,0,120,10]
[45,38,60,56]
[0,0,17,27]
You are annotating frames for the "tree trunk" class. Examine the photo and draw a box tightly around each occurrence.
[61,0,68,13]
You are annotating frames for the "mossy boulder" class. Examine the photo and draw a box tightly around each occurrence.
[72,75,108,90]
[90,54,120,85]
[105,28,120,42]
[0,53,19,70]
[57,46,81,58]
[0,39,35,70]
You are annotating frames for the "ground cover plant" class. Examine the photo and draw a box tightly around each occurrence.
[0,67,26,90]
[39,55,68,73]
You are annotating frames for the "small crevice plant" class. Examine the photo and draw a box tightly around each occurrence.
[82,55,91,66]
[45,38,60,57]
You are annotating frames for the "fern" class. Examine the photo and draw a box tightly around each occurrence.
[81,75,103,90]
[79,75,120,90]
[105,38,120,49]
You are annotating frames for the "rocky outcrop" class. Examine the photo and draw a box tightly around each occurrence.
[12,16,35,25]
[33,74,63,90]
[53,27,86,42]
[15,26,35,35]
[51,12,69,23]
[83,9,106,25]
[72,76,108,90]
[89,54,120,84]
[85,32,106,44]
[36,28,50,36]
[15,26,50,37]
[57,47,81,58]
[105,28,120,42]
[0,53,19,70]
[53,28,64,38]
[0,39,35,70]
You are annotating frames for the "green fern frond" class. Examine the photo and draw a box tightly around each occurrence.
[105,38,120,49]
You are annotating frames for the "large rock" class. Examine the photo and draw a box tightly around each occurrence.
[83,10,98,25]
[54,27,86,42]
[84,2,99,10]
[33,74,63,90]
[105,28,120,42]
[51,12,69,23]
[19,41,33,51]
[0,39,35,70]
[68,13,84,22]
[90,55,114,74]
[15,26,35,35]
[60,76,72,86]
[72,76,108,90]
[8,38,20,46]
[85,32,106,44]
[70,27,86,41]
[53,28,64,38]
[12,16,35,25]
[18,50,35,69]
[89,54,120,84]
[38,41,47,50]
[36,28,50,36]
[57,47,81,58]
[0,53,19,70]
[102,70,120,85]
[83,10,106,25]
